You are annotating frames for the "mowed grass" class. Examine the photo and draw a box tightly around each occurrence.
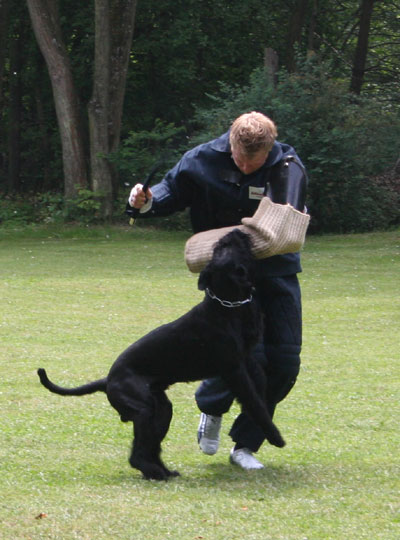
[0,224,399,540]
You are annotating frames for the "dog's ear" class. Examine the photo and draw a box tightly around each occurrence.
[198,268,211,290]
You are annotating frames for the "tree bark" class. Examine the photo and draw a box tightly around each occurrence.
[350,0,375,95]
[264,48,279,87]
[7,28,22,192]
[286,0,309,72]
[307,0,318,54]
[0,0,9,107]
[88,0,113,217]
[108,0,138,153]
[0,0,10,182]
[26,0,88,199]
[35,60,52,191]
[88,0,138,219]
[27,0,137,215]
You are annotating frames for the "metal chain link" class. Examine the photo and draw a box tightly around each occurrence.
[205,288,253,308]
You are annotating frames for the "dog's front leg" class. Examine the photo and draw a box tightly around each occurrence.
[222,365,285,448]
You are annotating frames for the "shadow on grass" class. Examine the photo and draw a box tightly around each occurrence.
[76,460,321,494]
[182,461,316,491]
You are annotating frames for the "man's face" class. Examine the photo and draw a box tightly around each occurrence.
[231,147,269,175]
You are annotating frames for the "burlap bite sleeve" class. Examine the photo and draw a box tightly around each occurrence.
[184,197,310,273]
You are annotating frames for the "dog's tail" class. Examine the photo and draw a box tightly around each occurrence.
[37,368,107,396]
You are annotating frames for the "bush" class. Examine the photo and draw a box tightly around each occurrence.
[193,60,400,233]
[64,189,105,223]
[0,195,34,226]
[110,119,187,191]
[0,189,111,226]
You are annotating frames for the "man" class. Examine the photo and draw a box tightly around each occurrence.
[128,111,307,470]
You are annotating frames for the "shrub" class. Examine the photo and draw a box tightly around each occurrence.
[0,189,111,226]
[0,194,34,226]
[110,119,187,191]
[64,188,105,223]
[193,60,400,233]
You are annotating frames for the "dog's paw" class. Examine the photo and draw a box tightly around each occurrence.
[142,470,168,481]
[142,468,181,481]
[166,469,180,478]
[139,463,179,481]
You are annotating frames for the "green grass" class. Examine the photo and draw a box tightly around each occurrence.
[1,225,399,540]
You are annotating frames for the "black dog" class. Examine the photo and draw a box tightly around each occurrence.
[38,229,285,480]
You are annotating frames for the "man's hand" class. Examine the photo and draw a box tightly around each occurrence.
[128,184,153,209]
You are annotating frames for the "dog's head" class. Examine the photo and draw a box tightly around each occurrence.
[198,229,255,300]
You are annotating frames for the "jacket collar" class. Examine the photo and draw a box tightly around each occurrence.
[210,131,231,152]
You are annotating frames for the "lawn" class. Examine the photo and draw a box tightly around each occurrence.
[1,225,399,539]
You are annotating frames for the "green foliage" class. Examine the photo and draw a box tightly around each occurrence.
[193,60,400,233]
[34,192,65,223]
[0,189,112,226]
[0,195,34,226]
[64,188,105,223]
[272,61,400,232]
[110,118,187,189]
[127,0,276,129]
[110,117,193,228]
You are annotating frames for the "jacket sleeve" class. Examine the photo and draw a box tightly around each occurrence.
[139,155,197,218]
[265,156,308,212]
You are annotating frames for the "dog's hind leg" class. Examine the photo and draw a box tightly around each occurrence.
[129,392,179,480]
[107,375,169,480]
[151,391,180,478]
[129,411,170,480]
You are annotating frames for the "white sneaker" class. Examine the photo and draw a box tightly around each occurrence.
[229,448,264,470]
[197,413,222,455]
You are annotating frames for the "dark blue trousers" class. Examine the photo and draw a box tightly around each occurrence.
[195,274,302,452]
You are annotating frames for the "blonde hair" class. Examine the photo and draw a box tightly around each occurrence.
[229,112,277,155]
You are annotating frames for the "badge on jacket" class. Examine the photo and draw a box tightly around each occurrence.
[249,186,264,200]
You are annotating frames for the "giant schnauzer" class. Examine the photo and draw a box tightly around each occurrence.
[38,229,284,480]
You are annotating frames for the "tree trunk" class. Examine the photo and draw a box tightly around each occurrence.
[27,0,137,216]
[7,28,22,193]
[0,0,9,106]
[286,0,309,72]
[307,0,318,54]
[264,48,279,87]
[0,0,10,183]
[350,0,375,95]
[108,0,138,153]
[26,0,88,199]
[88,0,113,218]
[88,0,138,219]
[35,59,52,191]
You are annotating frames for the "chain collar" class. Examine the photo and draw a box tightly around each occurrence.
[205,287,253,308]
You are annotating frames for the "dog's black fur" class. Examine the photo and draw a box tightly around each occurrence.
[38,229,285,480]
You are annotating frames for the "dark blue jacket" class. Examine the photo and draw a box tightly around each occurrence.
[144,131,307,276]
